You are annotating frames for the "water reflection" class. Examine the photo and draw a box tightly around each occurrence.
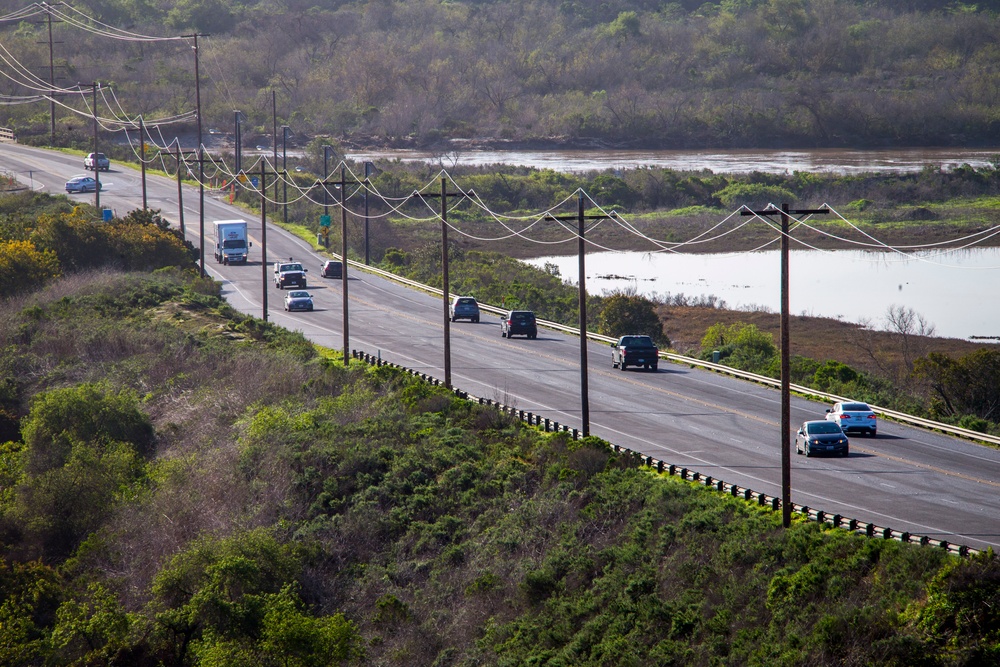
[348,147,1000,175]
[524,247,1000,341]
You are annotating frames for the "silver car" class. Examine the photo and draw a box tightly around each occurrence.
[283,290,314,312]
[65,175,102,193]
[825,401,877,437]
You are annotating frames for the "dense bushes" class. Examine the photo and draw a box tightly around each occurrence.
[0,267,997,665]
[0,193,195,295]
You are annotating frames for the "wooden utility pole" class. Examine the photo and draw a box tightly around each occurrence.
[175,143,186,239]
[192,33,205,278]
[410,179,465,387]
[340,167,350,365]
[260,160,269,321]
[139,116,147,210]
[545,193,614,437]
[742,203,829,527]
[45,10,59,143]
[91,82,100,210]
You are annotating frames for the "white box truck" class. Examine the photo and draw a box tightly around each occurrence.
[213,220,251,265]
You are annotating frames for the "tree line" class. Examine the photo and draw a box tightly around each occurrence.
[5,0,1000,149]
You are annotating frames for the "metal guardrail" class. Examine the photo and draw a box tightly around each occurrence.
[0,127,16,142]
[340,256,1000,448]
[350,349,979,557]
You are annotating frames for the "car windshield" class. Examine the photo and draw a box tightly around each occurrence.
[806,422,843,434]
[621,336,654,347]
[281,264,303,272]
[457,298,476,306]
[223,240,246,249]
[842,403,871,411]
[288,292,309,298]
[511,312,533,320]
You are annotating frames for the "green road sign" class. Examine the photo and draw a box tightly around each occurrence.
[319,214,331,227]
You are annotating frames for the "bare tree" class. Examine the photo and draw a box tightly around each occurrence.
[884,304,937,374]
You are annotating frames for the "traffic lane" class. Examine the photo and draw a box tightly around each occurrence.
[1,144,141,210]
[446,332,1000,548]
[11,144,999,548]
[648,360,1000,495]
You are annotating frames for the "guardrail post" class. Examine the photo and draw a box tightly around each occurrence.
[849,519,858,531]
[900,532,910,543]
[572,428,578,440]
[882,527,892,540]
[744,488,752,501]
[705,476,713,486]
[669,464,676,476]
[866,524,875,538]
[680,468,688,480]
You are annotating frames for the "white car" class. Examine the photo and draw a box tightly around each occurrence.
[84,152,110,171]
[825,401,877,437]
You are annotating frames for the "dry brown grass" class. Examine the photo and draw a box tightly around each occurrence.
[661,304,990,375]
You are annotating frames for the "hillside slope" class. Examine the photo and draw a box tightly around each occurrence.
[0,268,997,666]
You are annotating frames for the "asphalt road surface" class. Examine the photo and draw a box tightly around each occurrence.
[4,143,999,551]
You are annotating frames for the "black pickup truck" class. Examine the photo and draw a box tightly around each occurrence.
[611,335,659,371]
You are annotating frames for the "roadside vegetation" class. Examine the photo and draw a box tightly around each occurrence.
[1,190,998,666]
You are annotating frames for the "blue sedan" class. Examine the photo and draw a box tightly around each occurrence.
[65,175,102,193]
[283,290,314,312]
[795,420,849,457]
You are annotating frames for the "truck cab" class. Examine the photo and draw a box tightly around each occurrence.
[84,152,110,171]
[611,335,659,371]
[274,258,307,289]
[213,220,251,265]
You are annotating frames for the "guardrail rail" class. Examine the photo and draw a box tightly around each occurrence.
[337,254,1000,449]
[350,349,979,558]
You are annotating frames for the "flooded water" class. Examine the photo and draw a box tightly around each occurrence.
[524,246,1000,341]
[348,147,1000,175]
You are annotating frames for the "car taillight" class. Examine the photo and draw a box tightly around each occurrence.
[839,414,849,420]
[868,415,876,420]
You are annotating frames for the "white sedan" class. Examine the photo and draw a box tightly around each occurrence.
[825,401,877,437]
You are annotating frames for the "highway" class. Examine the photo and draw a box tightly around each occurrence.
[4,143,999,551]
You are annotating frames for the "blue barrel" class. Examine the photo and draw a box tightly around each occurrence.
[102,208,112,222]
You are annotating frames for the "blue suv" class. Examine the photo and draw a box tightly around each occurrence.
[450,296,480,322]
